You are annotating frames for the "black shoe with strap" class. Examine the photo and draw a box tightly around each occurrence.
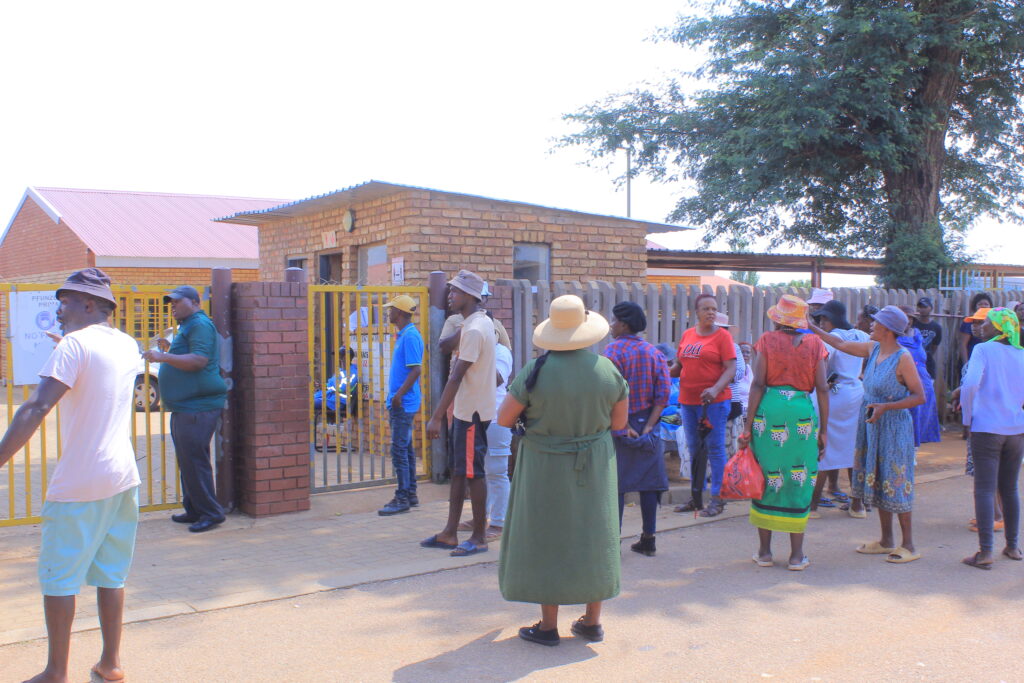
[570,617,604,642]
[519,622,560,646]
[673,498,703,513]
[698,497,726,518]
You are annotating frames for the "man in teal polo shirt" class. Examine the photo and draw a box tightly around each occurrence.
[142,285,227,533]
[379,294,424,516]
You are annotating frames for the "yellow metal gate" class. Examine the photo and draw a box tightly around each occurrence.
[308,285,430,491]
[0,283,208,526]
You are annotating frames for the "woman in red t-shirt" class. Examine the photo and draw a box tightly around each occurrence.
[671,293,737,517]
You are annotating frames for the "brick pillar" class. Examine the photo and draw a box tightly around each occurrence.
[231,280,310,516]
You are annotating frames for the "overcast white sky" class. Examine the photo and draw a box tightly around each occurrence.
[2,0,1020,286]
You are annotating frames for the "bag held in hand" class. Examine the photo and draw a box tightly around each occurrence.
[719,446,765,501]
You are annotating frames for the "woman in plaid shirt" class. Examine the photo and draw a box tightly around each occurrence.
[604,302,671,556]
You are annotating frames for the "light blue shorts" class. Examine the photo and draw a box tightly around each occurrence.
[38,487,139,596]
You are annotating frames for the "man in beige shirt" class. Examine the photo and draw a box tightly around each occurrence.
[424,269,497,557]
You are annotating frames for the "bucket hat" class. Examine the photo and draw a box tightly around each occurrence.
[56,268,117,307]
[811,300,852,330]
[533,295,609,351]
[767,294,808,329]
[871,305,909,335]
[807,288,834,305]
[448,269,485,300]
[382,294,417,314]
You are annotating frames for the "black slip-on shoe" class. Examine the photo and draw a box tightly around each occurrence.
[188,517,225,533]
[570,617,604,643]
[171,513,198,524]
[407,493,420,507]
[518,622,560,646]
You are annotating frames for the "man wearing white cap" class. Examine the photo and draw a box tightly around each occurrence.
[423,270,497,557]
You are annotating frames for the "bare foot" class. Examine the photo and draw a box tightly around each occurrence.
[22,669,68,683]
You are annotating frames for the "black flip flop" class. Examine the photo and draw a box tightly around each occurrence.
[420,534,457,550]
[962,552,993,570]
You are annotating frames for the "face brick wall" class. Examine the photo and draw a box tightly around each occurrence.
[256,190,648,286]
[0,198,91,280]
[231,280,310,516]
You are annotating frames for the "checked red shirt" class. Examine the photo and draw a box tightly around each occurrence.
[604,335,671,414]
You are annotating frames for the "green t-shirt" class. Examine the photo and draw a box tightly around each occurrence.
[158,311,227,413]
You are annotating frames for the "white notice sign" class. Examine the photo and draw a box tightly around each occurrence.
[9,291,61,385]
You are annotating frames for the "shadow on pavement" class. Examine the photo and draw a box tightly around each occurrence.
[392,628,597,682]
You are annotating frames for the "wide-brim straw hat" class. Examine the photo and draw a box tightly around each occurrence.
[767,294,809,329]
[533,295,609,351]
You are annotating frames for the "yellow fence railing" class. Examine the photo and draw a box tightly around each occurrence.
[0,283,208,526]
[308,285,430,492]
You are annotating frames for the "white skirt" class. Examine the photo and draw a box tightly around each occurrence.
[818,381,864,471]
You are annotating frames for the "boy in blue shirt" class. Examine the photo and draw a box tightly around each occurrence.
[379,295,424,515]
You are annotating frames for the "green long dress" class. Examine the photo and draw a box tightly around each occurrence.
[499,349,628,605]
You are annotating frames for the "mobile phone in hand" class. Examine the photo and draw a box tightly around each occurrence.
[865,406,875,420]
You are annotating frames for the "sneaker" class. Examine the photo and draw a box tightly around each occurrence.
[570,617,604,643]
[518,622,560,646]
[378,497,411,516]
[407,493,419,507]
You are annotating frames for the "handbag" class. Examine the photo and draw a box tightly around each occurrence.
[719,446,765,501]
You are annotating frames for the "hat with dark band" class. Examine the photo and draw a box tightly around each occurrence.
[56,268,117,307]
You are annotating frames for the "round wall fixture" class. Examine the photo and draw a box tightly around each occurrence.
[343,209,355,232]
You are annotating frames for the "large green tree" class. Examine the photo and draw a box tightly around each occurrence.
[563,0,1024,288]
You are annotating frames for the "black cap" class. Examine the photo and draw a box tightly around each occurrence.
[811,300,852,330]
[56,268,117,307]
[917,296,933,308]
[163,285,201,304]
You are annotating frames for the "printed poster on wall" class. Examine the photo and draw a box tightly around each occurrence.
[9,291,60,386]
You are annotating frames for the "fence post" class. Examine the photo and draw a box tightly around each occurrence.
[211,267,235,511]
[428,271,448,483]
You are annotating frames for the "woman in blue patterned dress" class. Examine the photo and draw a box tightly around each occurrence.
[810,305,925,564]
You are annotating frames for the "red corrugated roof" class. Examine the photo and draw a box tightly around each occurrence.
[29,187,288,259]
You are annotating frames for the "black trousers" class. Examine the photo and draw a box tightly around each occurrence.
[171,410,224,522]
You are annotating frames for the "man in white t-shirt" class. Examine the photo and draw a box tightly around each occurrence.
[0,268,141,683]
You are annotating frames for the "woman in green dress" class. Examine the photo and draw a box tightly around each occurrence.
[497,295,628,646]
[740,295,830,571]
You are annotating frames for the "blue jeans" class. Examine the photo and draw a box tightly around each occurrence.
[389,404,417,499]
[680,400,730,498]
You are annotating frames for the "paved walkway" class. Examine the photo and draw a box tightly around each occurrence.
[0,437,969,647]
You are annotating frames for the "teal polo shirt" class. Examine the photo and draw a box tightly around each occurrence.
[158,311,228,413]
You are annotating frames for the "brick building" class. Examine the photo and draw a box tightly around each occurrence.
[216,181,684,286]
[0,187,287,285]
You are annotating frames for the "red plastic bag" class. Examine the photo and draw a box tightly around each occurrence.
[719,446,765,501]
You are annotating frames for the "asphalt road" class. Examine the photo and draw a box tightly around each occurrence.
[2,473,1022,682]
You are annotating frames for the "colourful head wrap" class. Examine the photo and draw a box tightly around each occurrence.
[986,307,1023,350]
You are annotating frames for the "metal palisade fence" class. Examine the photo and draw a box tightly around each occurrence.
[307,285,431,492]
[499,279,1024,417]
[0,283,209,526]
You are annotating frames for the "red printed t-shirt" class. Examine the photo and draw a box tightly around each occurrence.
[753,330,828,392]
[676,327,736,405]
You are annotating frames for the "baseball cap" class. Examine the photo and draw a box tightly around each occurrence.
[382,294,417,314]
[917,296,933,308]
[163,285,201,304]
[56,268,117,307]
[964,307,992,323]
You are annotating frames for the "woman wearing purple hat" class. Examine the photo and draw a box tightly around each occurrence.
[810,305,925,563]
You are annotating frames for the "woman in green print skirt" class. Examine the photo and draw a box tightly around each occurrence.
[741,295,830,571]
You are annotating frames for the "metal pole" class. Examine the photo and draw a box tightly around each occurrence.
[625,147,632,219]
[428,271,448,483]
[211,267,235,512]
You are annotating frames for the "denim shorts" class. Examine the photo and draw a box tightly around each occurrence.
[38,487,139,596]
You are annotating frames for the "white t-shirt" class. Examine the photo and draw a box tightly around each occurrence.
[494,342,513,415]
[39,324,142,502]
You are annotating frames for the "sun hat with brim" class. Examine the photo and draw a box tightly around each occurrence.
[806,288,834,305]
[163,285,200,304]
[448,269,485,300]
[871,305,909,335]
[810,300,852,330]
[964,307,992,323]
[767,294,809,329]
[382,294,417,314]
[533,295,609,351]
[56,267,117,308]
[714,312,732,327]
